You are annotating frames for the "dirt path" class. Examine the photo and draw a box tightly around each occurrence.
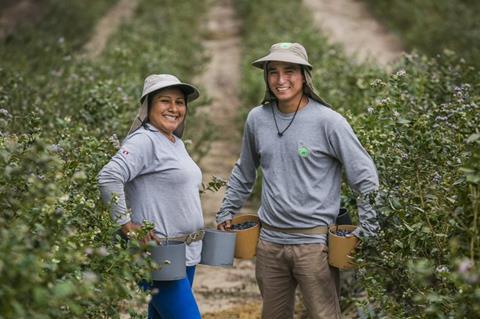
[0,0,138,59]
[303,0,403,67]
[193,0,261,315]
[82,0,140,59]
[0,0,41,41]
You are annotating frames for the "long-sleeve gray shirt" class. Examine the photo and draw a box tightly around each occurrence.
[217,99,379,244]
[98,124,204,266]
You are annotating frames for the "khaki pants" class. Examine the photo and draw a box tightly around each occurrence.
[255,239,341,319]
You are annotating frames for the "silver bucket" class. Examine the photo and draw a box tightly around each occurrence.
[151,240,186,281]
[200,229,236,267]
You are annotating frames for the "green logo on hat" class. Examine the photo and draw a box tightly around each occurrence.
[280,42,292,49]
[298,146,310,158]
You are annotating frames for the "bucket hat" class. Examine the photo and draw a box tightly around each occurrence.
[128,74,200,137]
[252,42,312,70]
[252,42,331,108]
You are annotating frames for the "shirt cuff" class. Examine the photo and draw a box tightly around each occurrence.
[354,192,380,238]
[216,210,234,224]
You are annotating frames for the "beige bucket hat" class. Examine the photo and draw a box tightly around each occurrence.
[252,42,312,69]
[128,74,200,137]
[252,42,331,107]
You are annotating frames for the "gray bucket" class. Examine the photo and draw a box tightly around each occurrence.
[200,229,236,267]
[151,240,186,281]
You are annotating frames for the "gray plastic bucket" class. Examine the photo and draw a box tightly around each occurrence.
[200,229,236,267]
[151,240,186,281]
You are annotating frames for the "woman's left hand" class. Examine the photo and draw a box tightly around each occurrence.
[141,230,161,245]
[121,222,160,245]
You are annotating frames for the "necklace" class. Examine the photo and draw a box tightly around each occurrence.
[271,94,304,137]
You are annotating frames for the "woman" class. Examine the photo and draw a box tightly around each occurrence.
[98,74,203,319]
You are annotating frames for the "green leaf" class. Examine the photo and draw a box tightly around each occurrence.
[397,117,411,125]
[466,133,480,143]
[53,281,75,298]
[404,222,414,232]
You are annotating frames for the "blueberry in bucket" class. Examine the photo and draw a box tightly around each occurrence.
[231,221,258,230]
[335,230,352,237]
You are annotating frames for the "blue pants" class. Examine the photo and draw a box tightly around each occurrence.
[147,266,201,319]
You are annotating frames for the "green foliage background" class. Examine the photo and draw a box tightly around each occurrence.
[364,0,480,68]
[1,0,479,318]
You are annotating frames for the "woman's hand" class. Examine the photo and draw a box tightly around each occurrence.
[121,222,142,236]
[121,222,159,245]
[217,220,232,231]
[141,230,160,245]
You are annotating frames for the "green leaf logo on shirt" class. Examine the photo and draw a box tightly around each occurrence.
[298,146,310,158]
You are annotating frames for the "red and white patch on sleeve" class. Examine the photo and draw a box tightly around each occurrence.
[121,149,129,156]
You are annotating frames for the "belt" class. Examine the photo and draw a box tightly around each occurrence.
[156,230,205,245]
[261,221,329,235]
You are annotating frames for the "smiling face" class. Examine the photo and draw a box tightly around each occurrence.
[267,61,305,109]
[148,87,186,137]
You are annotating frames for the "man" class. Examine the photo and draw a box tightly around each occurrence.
[216,42,379,319]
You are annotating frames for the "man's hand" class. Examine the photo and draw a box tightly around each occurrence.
[217,220,232,231]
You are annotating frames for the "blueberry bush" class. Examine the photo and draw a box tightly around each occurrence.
[352,52,480,318]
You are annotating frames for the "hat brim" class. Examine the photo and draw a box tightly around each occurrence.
[252,52,312,69]
[140,83,200,103]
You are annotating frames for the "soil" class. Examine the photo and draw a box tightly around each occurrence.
[0,0,42,41]
[303,0,404,67]
[193,0,261,315]
[82,0,140,59]
[0,0,139,59]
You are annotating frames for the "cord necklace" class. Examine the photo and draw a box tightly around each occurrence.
[271,93,304,137]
